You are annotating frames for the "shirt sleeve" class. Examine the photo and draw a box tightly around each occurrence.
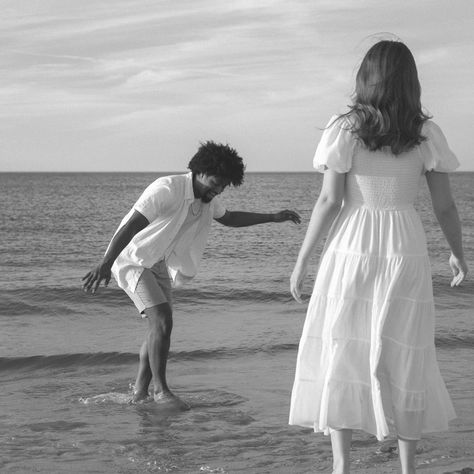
[212,196,226,219]
[133,179,175,223]
[420,120,459,173]
[313,115,355,173]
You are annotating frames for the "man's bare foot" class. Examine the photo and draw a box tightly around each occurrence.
[154,390,190,410]
[129,390,150,403]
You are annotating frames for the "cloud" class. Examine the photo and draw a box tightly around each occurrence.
[416,47,449,65]
[1,0,473,170]
[122,70,185,89]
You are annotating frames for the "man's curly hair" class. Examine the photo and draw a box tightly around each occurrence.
[188,141,245,186]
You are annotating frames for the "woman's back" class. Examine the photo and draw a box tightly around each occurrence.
[315,118,459,258]
[346,148,423,210]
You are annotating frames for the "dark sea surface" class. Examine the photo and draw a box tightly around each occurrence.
[0,172,473,473]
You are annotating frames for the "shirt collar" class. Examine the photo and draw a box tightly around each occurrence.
[184,172,195,201]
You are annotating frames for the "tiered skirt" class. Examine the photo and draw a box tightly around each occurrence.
[289,206,456,440]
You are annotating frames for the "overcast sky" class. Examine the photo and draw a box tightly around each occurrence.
[2,0,473,172]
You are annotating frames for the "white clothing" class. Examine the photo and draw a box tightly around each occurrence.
[164,198,209,262]
[110,173,226,292]
[289,116,459,441]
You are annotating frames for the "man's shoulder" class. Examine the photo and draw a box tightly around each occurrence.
[135,173,192,216]
[146,173,191,193]
[150,172,188,185]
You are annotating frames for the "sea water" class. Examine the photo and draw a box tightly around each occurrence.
[0,172,473,473]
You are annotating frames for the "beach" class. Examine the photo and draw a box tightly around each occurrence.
[1,172,473,473]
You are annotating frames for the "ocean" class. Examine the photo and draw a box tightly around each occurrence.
[0,172,473,474]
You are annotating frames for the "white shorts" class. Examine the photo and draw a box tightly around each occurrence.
[123,261,173,315]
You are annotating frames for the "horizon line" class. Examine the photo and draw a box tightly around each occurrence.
[0,170,317,174]
[0,170,472,174]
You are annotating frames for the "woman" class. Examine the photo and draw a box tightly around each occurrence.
[289,40,468,474]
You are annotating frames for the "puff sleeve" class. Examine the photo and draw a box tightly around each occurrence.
[313,115,355,173]
[420,120,459,173]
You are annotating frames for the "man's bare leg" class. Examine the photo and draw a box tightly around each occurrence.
[330,429,352,474]
[131,340,152,402]
[398,437,417,474]
[144,303,189,409]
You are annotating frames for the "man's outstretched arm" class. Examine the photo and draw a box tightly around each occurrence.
[215,210,300,227]
[82,210,149,294]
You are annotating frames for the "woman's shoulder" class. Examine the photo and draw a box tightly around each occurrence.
[421,119,445,139]
[313,113,357,173]
[419,119,459,173]
[325,113,355,130]
[320,113,357,145]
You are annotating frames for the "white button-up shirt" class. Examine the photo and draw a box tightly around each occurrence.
[110,173,226,292]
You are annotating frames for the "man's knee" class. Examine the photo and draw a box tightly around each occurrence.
[145,303,173,336]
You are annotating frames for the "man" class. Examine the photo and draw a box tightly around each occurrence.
[82,141,300,407]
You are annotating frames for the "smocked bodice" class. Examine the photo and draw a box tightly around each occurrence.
[345,148,424,210]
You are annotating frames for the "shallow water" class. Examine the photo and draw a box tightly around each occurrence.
[2,341,474,473]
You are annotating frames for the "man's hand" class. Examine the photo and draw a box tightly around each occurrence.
[273,210,301,224]
[82,262,112,294]
[81,210,149,295]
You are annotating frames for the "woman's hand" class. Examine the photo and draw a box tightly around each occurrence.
[291,264,307,304]
[449,254,468,287]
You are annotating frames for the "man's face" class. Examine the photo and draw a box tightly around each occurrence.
[194,174,230,203]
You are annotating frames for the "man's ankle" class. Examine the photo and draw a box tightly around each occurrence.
[154,387,170,396]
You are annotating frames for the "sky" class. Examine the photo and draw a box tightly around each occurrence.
[1,0,473,172]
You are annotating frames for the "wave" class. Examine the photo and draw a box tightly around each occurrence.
[0,285,294,316]
[3,279,472,317]
[178,288,293,304]
[435,333,474,348]
[1,335,473,372]
[0,344,296,372]
[0,287,129,316]
[0,351,138,371]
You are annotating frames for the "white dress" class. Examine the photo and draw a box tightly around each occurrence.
[289,116,459,441]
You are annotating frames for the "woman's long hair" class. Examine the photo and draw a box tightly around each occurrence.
[341,40,430,155]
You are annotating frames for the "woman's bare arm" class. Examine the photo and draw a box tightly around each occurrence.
[290,169,346,302]
[425,171,468,286]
